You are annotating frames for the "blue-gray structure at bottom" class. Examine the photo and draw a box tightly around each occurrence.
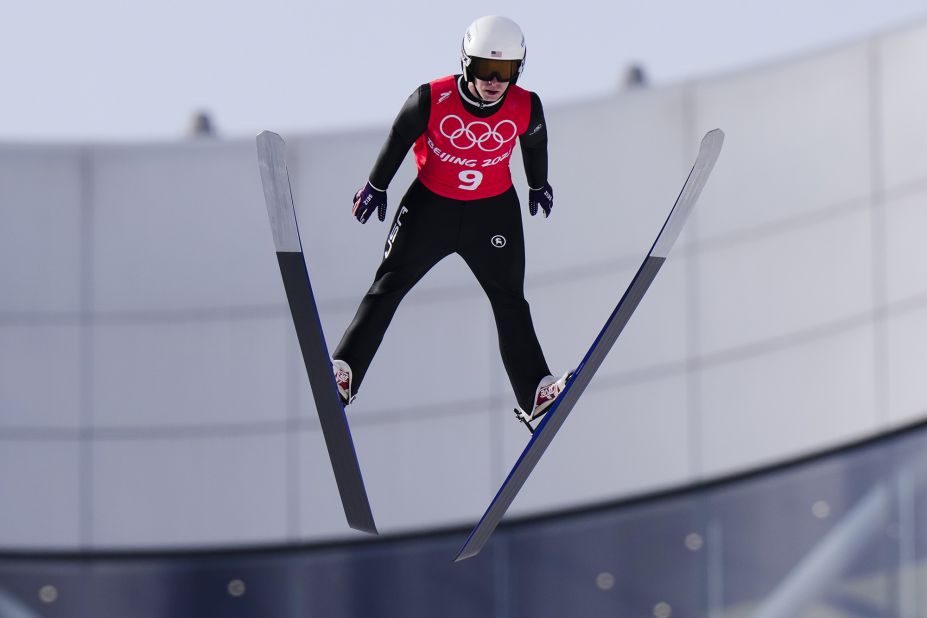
[2,416,925,617]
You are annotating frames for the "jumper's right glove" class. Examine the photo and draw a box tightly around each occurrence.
[352,181,387,223]
[528,182,553,218]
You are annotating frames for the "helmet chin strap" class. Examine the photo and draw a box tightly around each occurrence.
[468,79,486,103]
[459,67,487,107]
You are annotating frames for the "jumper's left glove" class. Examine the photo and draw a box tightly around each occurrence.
[528,182,553,218]
[352,181,387,224]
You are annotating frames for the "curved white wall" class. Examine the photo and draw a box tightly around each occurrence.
[2,22,927,550]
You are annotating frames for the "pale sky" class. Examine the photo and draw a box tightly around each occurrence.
[3,0,925,142]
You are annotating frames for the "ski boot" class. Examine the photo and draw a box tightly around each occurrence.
[332,359,356,405]
[514,371,573,434]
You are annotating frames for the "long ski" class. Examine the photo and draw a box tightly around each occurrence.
[455,129,724,561]
[256,131,377,535]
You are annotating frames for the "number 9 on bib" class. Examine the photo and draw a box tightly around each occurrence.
[458,170,484,190]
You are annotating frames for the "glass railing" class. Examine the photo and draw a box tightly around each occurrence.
[1,419,925,617]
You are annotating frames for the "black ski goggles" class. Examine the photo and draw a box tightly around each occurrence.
[467,56,522,82]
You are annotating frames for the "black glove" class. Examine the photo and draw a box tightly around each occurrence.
[528,182,553,218]
[352,181,387,223]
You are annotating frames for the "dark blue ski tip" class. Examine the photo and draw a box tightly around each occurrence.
[454,546,479,563]
[348,519,379,535]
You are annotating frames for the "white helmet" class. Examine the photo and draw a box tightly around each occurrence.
[460,16,526,85]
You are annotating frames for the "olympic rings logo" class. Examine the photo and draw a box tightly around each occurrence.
[439,115,518,152]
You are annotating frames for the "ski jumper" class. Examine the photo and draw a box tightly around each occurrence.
[334,75,552,411]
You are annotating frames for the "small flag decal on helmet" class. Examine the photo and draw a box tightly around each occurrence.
[490,50,502,57]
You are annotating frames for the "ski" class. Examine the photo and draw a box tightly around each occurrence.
[455,129,724,562]
[256,131,377,535]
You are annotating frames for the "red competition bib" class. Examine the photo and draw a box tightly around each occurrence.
[413,75,531,200]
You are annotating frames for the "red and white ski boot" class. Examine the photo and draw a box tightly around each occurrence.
[332,359,355,405]
[514,371,572,433]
